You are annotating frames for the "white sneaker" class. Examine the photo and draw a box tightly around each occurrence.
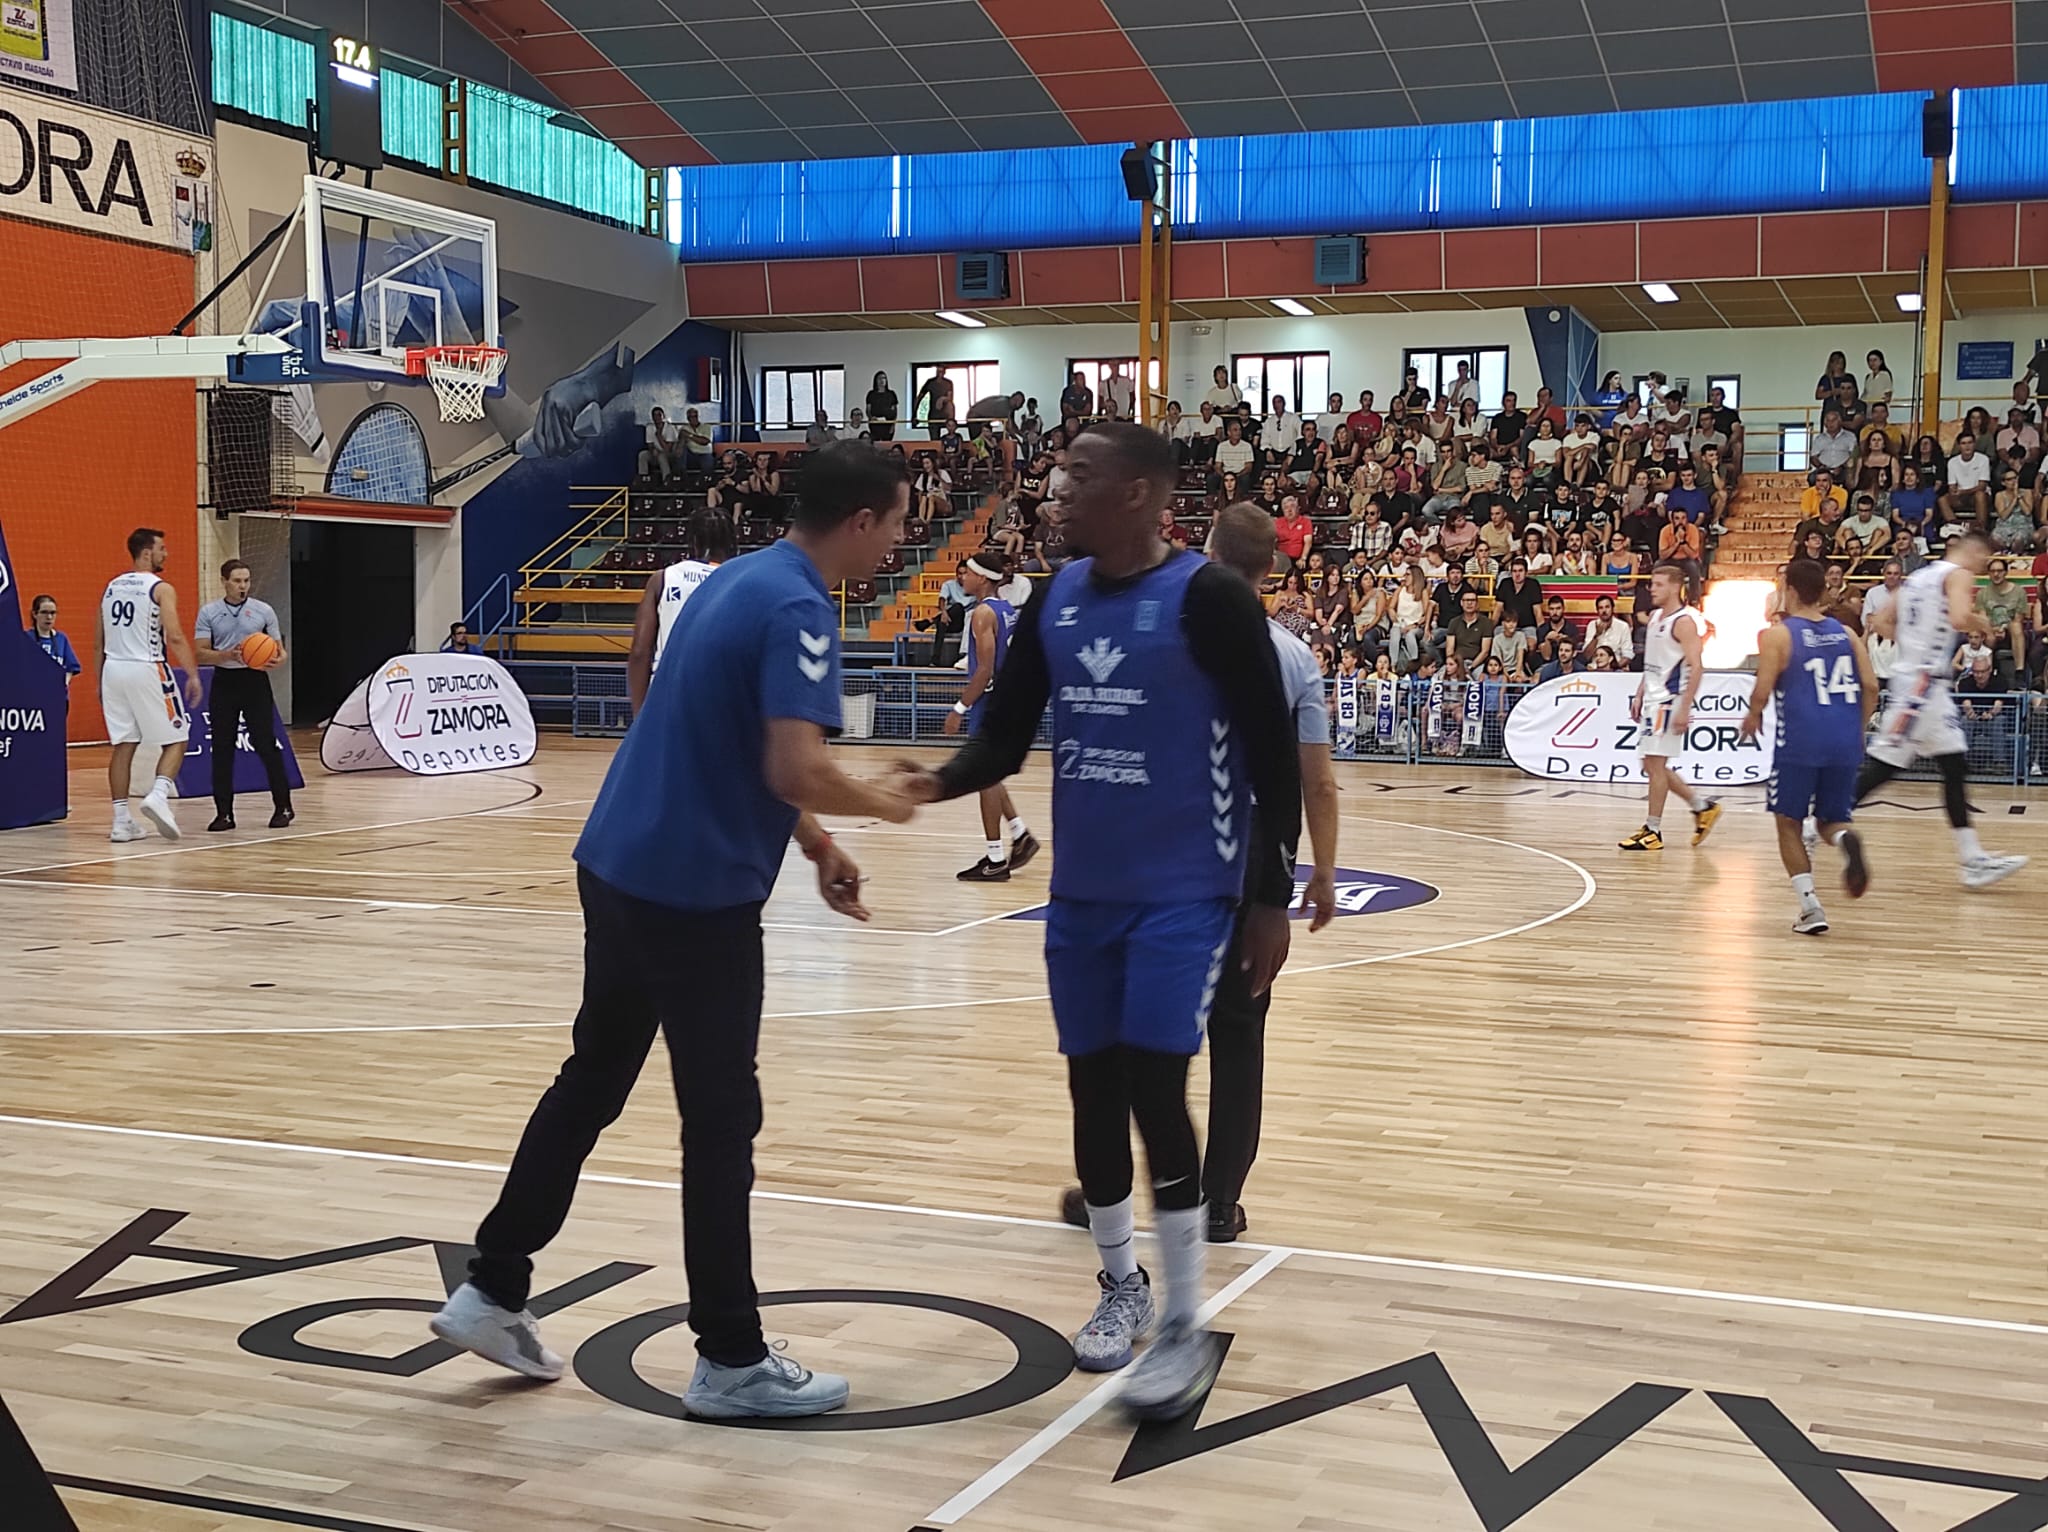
[1792,903,1830,935]
[109,820,149,843]
[1072,1269,1154,1372]
[1119,1318,1221,1421]
[137,790,181,841]
[1962,853,2028,889]
[682,1347,849,1419]
[428,1282,564,1381]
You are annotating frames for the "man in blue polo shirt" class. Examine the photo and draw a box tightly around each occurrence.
[433,443,918,1420]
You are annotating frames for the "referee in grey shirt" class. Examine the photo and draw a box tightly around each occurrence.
[193,559,294,831]
[1060,500,1342,1243]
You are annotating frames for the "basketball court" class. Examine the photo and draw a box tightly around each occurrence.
[4,744,2045,1532]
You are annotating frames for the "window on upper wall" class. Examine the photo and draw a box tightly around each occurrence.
[1064,357,1161,418]
[1708,374,1741,407]
[1781,425,1811,472]
[1405,347,1508,414]
[910,361,1000,428]
[1234,353,1330,417]
[761,366,845,431]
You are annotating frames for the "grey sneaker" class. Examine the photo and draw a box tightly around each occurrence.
[1792,903,1830,936]
[429,1281,564,1381]
[682,1347,850,1419]
[1120,1318,1222,1421]
[1962,853,2028,889]
[1072,1269,1153,1372]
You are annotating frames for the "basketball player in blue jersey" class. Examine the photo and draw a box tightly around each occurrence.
[898,423,1302,1421]
[1741,559,1877,934]
[945,552,1038,880]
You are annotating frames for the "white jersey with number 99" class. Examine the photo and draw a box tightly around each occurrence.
[100,570,165,664]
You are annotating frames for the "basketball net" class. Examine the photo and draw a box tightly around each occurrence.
[406,345,507,424]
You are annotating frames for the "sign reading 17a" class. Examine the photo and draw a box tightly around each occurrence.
[332,36,374,71]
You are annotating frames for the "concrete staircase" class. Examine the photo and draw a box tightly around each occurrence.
[868,498,999,642]
[1712,470,1804,583]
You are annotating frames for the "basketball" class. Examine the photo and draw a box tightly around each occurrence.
[239,632,281,669]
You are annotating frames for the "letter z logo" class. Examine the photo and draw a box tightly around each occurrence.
[1549,703,1599,750]
[797,630,830,683]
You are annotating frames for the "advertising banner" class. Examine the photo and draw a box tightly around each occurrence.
[173,667,305,801]
[0,0,75,93]
[0,511,66,828]
[0,78,214,249]
[321,653,536,777]
[1505,671,1775,786]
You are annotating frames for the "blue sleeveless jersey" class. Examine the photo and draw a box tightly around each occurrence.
[1775,614,1866,766]
[964,596,1015,728]
[1043,552,1249,904]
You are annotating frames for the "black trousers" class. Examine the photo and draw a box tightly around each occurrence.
[208,666,292,813]
[470,869,770,1367]
[1201,908,1270,1214]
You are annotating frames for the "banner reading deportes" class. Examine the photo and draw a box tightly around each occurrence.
[1505,671,1776,786]
[321,653,536,777]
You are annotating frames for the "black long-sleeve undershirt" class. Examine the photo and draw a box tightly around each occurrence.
[933,559,1303,908]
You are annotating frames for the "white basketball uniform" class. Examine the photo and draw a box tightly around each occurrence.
[1871,560,1968,766]
[1638,604,1703,757]
[651,558,719,674]
[99,570,188,748]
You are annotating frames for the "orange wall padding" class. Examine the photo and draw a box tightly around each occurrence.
[0,216,199,742]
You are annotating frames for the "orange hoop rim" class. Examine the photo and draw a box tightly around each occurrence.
[403,344,507,378]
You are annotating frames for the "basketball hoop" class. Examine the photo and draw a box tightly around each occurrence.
[406,344,507,423]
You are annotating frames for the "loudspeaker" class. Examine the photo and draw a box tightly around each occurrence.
[1120,146,1158,202]
[1922,94,1952,159]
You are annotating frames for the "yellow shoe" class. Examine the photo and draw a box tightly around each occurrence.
[1618,826,1665,851]
[1691,799,1723,846]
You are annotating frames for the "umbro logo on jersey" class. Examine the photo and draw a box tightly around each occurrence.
[1076,638,1125,684]
[797,630,830,683]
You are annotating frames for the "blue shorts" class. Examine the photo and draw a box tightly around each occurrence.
[1769,759,1858,824]
[1044,897,1237,1058]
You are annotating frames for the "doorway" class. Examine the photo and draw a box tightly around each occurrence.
[289,520,415,726]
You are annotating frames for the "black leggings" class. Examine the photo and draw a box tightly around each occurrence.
[1855,751,1971,828]
[1068,1047,1202,1213]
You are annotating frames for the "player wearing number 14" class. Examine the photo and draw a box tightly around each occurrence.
[1741,558,1876,935]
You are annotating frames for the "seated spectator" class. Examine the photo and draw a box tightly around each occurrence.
[1687,411,1728,469]
[1490,609,1532,678]
[1350,496,1393,559]
[1536,635,1588,682]
[1262,395,1302,468]
[1287,421,1328,484]
[804,408,839,448]
[1476,502,1517,560]
[1519,525,1555,574]
[912,452,952,520]
[1808,407,1857,484]
[1557,528,1596,576]
[1907,433,1948,487]
[1651,389,1691,438]
[1978,557,2030,685]
[1861,399,1903,456]
[1666,463,1710,527]
[1997,407,2042,487]
[1589,645,1623,671]
[1463,444,1502,505]
[1561,413,1601,485]
[1583,593,1633,662]
[442,621,477,654]
[991,498,1029,561]
[1417,442,1467,521]
[1796,472,1849,546]
[1275,494,1315,572]
[1531,594,1574,663]
[1494,557,1544,628]
[1621,495,1666,562]
[1991,469,2036,551]
[1326,422,1361,476]
[1642,426,1687,478]
[1956,651,2010,757]
[1496,463,1537,527]
[639,406,679,483]
[1347,390,1383,442]
[1449,398,1486,458]
[1348,576,1391,663]
[1488,391,1528,462]
[1438,507,1481,560]
[1024,515,1069,573]
[1315,391,1348,440]
[1890,462,1937,541]
[1700,384,1744,472]
[1840,494,1891,559]
[1181,399,1221,464]
[679,407,714,471]
[1943,433,1995,527]
[1536,480,1580,537]
[1213,418,1255,479]
[1418,543,1451,581]
[1429,564,1475,642]
[1387,567,1432,671]
[1526,417,1564,486]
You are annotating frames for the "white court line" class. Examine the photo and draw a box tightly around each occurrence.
[284,866,574,879]
[923,1247,1293,1527]
[4,1114,2046,1343]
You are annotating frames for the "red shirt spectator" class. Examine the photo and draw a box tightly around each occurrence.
[1346,392,1382,442]
[1276,500,1314,563]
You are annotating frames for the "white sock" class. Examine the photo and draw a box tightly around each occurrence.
[1645,816,1662,834]
[985,839,1007,864]
[1008,817,1029,840]
[152,775,174,799]
[1154,1203,1206,1329]
[1087,1196,1138,1281]
[1791,872,1816,902]
[1955,827,1984,862]
[112,799,132,823]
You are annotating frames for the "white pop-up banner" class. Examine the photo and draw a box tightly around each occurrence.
[1504,671,1775,787]
[321,652,537,777]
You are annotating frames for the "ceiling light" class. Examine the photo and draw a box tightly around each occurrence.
[934,310,986,328]
[1642,283,1680,304]
[1272,298,1314,317]
[1896,292,1923,312]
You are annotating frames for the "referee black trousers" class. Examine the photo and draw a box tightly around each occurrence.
[207,667,292,814]
[1201,907,1270,1215]
[470,869,770,1368]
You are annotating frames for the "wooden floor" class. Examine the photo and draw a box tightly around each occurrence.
[2,740,2045,1532]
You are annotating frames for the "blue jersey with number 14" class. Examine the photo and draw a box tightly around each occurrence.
[1775,614,1866,766]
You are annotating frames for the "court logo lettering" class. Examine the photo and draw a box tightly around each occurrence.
[14,1210,2046,1532]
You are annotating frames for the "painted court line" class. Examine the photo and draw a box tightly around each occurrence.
[1,1113,2043,1341]
[923,1247,1293,1527]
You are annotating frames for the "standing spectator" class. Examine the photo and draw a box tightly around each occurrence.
[913,371,955,438]
[640,407,679,484]
[1816,349,1854,404]
[1943,433,1995,528]
[967,389,1025,439]
[1060,371,1094,421]
[1101,363,1135,421]
[28,594,80,687]
[1204,365,1242,413]
[192,559,294,832]
[865,372,899,442]
[1863,349,1894,407]
[1017,398,1044,455]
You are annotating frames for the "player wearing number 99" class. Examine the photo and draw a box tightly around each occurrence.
[1741,558,1877,935]
[100,528,203,843]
